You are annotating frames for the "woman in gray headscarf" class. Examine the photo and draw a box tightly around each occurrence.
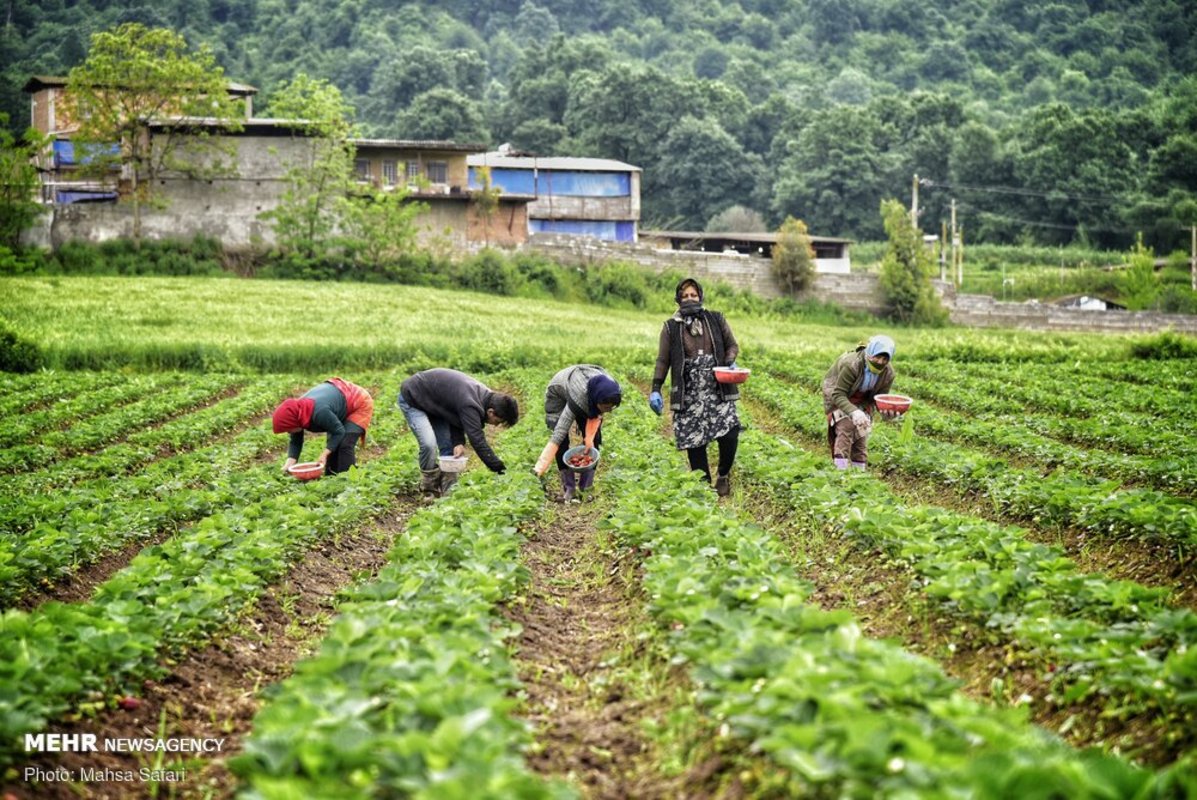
[821,334,897,470]
[649,277,742,496]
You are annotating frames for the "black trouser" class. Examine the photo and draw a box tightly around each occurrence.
[325,422,365,475]
[686,427,739,482]
[554,422,602,470]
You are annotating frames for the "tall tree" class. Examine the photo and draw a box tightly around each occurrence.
[652,115,761,229]
[0,115,47,248]
[260,73,356,261]
[772,216,816,295]
[878,198,946,325]
[64,23,243,245]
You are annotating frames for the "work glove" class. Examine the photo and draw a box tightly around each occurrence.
[880,409,904,423]
[850,409,871,434]
[533,441,558,477]
[728,361,739,369]
[649,391,664,415]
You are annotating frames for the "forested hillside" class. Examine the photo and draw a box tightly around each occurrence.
[4,0,1196,249]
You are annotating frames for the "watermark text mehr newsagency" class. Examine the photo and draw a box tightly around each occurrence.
[25,733,226,753]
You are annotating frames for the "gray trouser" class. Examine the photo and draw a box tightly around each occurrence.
[830,416,868,464]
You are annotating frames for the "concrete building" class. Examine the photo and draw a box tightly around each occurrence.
[640,230,853,273]
[22,76,529,249]
[467,149,641,242]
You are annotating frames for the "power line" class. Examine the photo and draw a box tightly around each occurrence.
[921,178,1123,205]
[956,202,1134,234]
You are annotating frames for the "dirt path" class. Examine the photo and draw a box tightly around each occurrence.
[2,501,419,800]
[506,496,716,799]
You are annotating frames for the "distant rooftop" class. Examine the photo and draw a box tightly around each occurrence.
[642,229,853,245]
[468,152,641,172]
[355,138,486,152]
[23,75,257,95]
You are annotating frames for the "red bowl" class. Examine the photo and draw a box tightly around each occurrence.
[288,462,324,481]
[874,394,913,413]
[713,367,751,384]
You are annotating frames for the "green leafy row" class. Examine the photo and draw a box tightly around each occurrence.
[904,358,1192,418]
[601,398,1184,796]
[0,373,247,473]
[0,374,298,498]
[0,373,189,449]
[235,370,568,799]
[0,378,416,767]
[0,370,129,418]
[894,362,1195,456]
[818,367,1197,497]
[732,417,1196,755]
[751,369,1197,549]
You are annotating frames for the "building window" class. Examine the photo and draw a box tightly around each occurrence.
[354,158,370,180]
[427,161,448,184]
[406,161,421,182]
[382,160,397,185]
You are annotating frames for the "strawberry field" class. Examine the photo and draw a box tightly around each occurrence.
[0,275,1195,799]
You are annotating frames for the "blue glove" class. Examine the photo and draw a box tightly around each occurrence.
[649,391,664,415]
[728,361,739,369]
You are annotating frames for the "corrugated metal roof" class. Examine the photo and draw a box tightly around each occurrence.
[642,229,853,244]
[23,75,257,94]
[467,153,641,172]
[355,138,486,152]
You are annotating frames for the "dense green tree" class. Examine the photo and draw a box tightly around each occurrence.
[65,23,243,245]
[771,105,898,238]
[772,216,815,295]
[5,0,1194,252]
[394,88,488,143]
[1007,103,1137,247]
[706,205,767,232]
[259,73,356,260]
[0,116,47,248]
[878,198,947,325]
[652,115,762,229]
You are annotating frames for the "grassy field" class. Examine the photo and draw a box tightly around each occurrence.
[1,275,1194,799]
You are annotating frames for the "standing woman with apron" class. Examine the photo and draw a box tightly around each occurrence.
[649,277,742,496]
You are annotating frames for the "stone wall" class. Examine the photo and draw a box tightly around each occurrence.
[527,234,1197,334]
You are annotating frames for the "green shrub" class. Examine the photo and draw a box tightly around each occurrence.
[586,261,650,308]
[453,249,522,295]
[0,322,44,372]
[1128,331,1197,360]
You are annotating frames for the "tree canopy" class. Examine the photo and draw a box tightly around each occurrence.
[6,0,1197,249]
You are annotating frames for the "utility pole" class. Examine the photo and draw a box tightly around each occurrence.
[940,220,948,281]
[1191,225,1196,292]
[958,226,965,288]
[950,199,958,287]
[911,174,919,229]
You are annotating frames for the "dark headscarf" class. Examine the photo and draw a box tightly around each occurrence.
[673,277,706,336]
[674,277,704,304]
[586,374,622,418]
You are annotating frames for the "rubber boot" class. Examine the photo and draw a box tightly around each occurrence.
[833,457,849,470]
[438,469,460,494]
[850,461,867,471]
[578,468,595,493]
[560,470,577,503]
[714,473,731,496]
[420,468,441,498]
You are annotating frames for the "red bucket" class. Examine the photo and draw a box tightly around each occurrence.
[713,367,751,384]
[874,394,913,414]
[287,462,324,481]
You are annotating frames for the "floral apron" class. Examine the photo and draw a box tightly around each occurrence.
[673,353,739,450]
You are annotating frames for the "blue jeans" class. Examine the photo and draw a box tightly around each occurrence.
[397,395,453,470]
